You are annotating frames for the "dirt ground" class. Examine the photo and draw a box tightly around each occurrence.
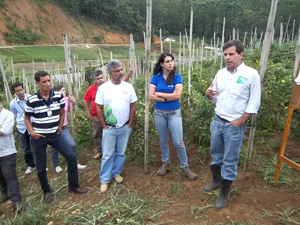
[1,130,299,224]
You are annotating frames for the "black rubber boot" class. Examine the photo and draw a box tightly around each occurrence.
[214,179,232,210]
[202,165,222,192]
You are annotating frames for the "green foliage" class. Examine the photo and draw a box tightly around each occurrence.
[73,82,93,152]
[3,23,46,45]
[92,35,104,43]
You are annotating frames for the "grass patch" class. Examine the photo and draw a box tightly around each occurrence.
[0,45,155,64]
[254,154,300,185]
[67,184,166,224]
[262,206,300,225]
[169,177,182,198]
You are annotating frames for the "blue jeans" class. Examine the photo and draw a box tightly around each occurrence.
[210,115,247,181]
[31,133,79,193]
[100,126,132,184]
[154,109,189,168]
[0,154,21,204]
[17,130,35,167]
[51,126,76,168]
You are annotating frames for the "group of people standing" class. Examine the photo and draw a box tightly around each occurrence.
[0,39,260,212]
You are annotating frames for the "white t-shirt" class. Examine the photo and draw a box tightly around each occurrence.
[95,81,137,128]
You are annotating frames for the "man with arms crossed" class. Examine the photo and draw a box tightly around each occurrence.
[25,71,87,202]
[204,40,261,210]
[95,60,137,193]
[10,82,36,174]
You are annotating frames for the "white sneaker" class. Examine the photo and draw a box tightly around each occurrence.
[77,164,87,170]
[55,166,63,173]
[25,166,35,175]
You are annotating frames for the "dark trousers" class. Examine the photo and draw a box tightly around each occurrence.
[31,133,79,193]
[18,130,35,167]
[0,154,21,204]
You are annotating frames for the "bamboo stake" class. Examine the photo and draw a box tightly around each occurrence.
[144,0,152,173]
[200,37,204,77]
[283,14,291,43]
[160,28,163,53]
[0,59,13,102]
[183,35,185,71]
[179,32,182,74]
[188,4,193,104]
[293,27,300,78]
[244,0,279,171]
[63,34,74,138]
[32,60,36,92]
[232,27,236,40]
[279,22,283,46]
[129,33,135,85]
[11,57,15,83]
[221,17,225,69]
[292,19,295,42]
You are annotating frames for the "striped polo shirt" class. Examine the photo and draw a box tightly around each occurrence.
[25,89,65,136]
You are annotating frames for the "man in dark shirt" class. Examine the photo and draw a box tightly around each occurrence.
[24,71,87,203]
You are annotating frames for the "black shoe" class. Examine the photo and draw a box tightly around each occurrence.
[203,165,222,192]
[0,194,9,204]
[69,187,87,194]
[214,179,232,210]
[43,192,53,203]
[13,202,22,212]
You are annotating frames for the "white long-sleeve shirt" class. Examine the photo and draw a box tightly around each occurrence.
[211,62,261,122]
[0,107,17,157]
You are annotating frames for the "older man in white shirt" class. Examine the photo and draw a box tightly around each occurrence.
[204,40,261,210]
[0,95,22,212]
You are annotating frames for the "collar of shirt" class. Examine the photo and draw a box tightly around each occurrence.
[16,94,29,103]
[225,62,245,74]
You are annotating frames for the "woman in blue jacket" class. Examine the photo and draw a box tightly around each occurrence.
[149,53,197,180]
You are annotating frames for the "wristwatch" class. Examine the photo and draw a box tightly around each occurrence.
[58,128,62,133]
[164,98,168,102]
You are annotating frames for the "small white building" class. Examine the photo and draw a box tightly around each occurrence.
[164,37,176,42]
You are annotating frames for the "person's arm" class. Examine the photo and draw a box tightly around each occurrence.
[68,95,76,111]
[9,101,18,118]
[96,104,108,129]
[155,84,183,101]
[0,113,14,136]
[123,69,134,82]
[84,100,93,121]
[127,102,136,128]
[24,115,45,139]
[57,107,65,134]
[228,113,252,127]
[149,84,164,102]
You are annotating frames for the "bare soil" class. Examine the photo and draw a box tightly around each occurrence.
[1,131,299,224]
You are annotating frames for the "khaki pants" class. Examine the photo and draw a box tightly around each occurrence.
[92,116,103,153]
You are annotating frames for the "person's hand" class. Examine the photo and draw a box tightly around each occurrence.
[87,113,93,122]
[228,118,245,127]
[31,132,46,140]
[129,69,135,76]
[205,83,219,100]
[68,94,76,105]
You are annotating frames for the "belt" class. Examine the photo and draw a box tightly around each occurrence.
[215,114,230,122]
[106,120,129,128]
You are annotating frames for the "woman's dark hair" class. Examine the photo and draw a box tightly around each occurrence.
[53,84,64,91]
[153,53,176,85]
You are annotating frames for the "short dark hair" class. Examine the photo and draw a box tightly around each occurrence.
[35,71,50,82]
[223,40,244,54]
[53,84,64,91]
[0,95,2,102]
[93,70,103,78]
[11,82,24,92]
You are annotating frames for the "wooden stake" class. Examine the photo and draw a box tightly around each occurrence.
[144,0,152,173]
